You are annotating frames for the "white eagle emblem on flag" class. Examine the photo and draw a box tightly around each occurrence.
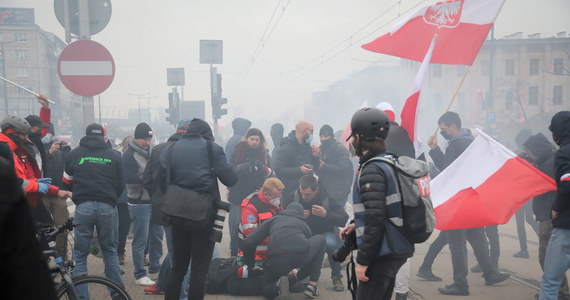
[423,0,464,28]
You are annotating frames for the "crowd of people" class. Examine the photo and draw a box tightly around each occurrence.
[0,93,569,300]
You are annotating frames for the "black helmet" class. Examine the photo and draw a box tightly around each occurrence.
[1,115,31,134]
[348,107,390,141]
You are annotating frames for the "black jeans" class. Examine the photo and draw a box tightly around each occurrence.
[262,235,325,299]
[484,225,500,263]
[515,201,539,251]
[356,256,407,300]
[165,225,215,300]
[116,202,130,257]
[447,227,495,289]
[420,230,448,269]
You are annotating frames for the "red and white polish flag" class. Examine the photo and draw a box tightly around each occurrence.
[431,129,557,230]
[362,0,505,66]
[400,35,437,158]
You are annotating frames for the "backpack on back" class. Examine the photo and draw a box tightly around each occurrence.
[365,154,435,243]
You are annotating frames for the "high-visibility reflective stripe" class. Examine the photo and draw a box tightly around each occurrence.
[240,223,257,230]
[386,194,401,205]
[22,179,29,192]
[353,203,365,213]
[258,212,273,220]
[256,245,268,251]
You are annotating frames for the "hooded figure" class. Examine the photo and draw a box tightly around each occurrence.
[548,111,570,228]
[225,118,252,161]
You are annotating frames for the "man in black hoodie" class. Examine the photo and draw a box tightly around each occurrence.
[540,111,570,300]
[242,202,326,299]
[63,123,125,293]
[225,117,252,161]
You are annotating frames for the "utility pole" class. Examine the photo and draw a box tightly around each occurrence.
[77,0,95,128]
[129,92,150,123]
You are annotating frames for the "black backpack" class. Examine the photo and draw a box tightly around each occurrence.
[206,257,235,294]
[363,154,435,243]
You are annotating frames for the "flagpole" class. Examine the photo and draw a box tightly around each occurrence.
[0,76,56,104]
[432,66,471,136]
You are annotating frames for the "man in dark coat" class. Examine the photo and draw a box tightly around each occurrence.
[540,111,570,299]
[270,123,284,167]
[242,202,326,299]
[275,120,320,201]
[316,124,353,207]
[225,117,252,161]
[522,132,570,299]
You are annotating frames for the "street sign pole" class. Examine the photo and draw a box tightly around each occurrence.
[78,0,94,128]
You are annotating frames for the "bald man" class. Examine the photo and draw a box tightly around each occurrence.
[274,120,320,202]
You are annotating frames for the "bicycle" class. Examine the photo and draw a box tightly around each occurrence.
[38,218,132,300]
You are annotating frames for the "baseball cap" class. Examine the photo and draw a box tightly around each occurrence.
[85,123,105,136]
[25,115,49,128]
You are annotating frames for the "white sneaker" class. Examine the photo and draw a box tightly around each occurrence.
[135,276,155,286]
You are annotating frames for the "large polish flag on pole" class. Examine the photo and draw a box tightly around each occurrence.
[400,35,437,158]
[431,129,557,230]
[362,0,505,66]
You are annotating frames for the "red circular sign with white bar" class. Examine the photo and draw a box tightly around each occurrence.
[58,40,115,96]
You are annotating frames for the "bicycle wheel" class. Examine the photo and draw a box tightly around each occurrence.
[56,275,131,300]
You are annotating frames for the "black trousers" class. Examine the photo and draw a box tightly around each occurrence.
[447,227,495,289]
[356,256,407,300]
[484,225,500,263]
[164,225,215,300]
[116,202,130,257]
[262,235,325,299]
[515,201,538,251]
[420,230,448,269]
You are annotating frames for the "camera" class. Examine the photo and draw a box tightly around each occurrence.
[332,231,358,262]
[210,201,231,243]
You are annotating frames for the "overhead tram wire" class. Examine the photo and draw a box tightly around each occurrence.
[286,0,428,83]
[242,0,293,79]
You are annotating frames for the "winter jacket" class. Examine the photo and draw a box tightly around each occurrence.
[238,191,282,265]
[275,130,320,199]
[353,151,414,266]
[122,141,151,204]
[523,133,557,222]
[225,118,252,161]
[386,122,415,159]
[229,141,272,205]
[242,203,313,267]
[549,111,570,229]
[317,139,353,205]
[284,188,348,235]
[162,133,237,193]
[0,132,59,208]
[44,145,66,188]
[63,136,124,207]
[429,128,474,172]
[27,107,50,174]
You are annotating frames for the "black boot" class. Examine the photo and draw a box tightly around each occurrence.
[395,292,408,300]
[416,266,442,281]
[438,284,469,296]
[485,272,510,286]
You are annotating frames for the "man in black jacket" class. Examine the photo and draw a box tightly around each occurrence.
[275,120,320,201]
[522,132,570,299]
[284,174,348,291]
[242,202,326,299]
[540,111,570,299]
[317,124,353,207]
[427,112,509,296]
[63,123,125,293]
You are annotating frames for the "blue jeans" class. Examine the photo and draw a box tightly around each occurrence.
[129,204,164,279]
[157,226,220,300]
[73,201,124,297]
[540,228,570,300]
[323,231,343,278]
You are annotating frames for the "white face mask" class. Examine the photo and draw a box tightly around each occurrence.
[349,142,357,157]
[269,197,281,207]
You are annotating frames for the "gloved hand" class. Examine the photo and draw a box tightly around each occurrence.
[37,178,53,185]
[37,183,49,194]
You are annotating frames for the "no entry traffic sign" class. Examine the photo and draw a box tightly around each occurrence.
[58,40,115,96]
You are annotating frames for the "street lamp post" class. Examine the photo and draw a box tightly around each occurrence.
[128,92,150,123]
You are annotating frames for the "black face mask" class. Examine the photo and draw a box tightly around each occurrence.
[28,131,41,141]
[440,131,451,141]
[553,135,561,146]
[320,138,333,147]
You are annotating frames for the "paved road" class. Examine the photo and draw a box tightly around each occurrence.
[81,208,551,300]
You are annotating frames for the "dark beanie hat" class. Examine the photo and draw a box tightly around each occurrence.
[134,122,153,139]
[319,124,334,137]
[285,202,304,217]
[187,118,214,141]
[85,123,105,136]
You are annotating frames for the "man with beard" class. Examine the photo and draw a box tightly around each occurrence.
[0,115,68,224]
[275,120,320,201]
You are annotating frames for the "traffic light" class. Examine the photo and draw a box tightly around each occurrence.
[165,91,180,125]
[212,74,228,120]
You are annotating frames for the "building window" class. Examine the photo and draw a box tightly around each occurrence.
[481,60,490,77]
[15,33,27,42]
[553,85,563,105]
[16,50,28,60]
[528,86,539,105]
[0,33,4,42]
[432,64,442,77]
[505,59,515,76]
[16,68,29,77]
[553,58,564,75]
[529,59,539,76]
[505,89,514,109]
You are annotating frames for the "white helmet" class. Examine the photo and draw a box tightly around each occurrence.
[1,115,31,134]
